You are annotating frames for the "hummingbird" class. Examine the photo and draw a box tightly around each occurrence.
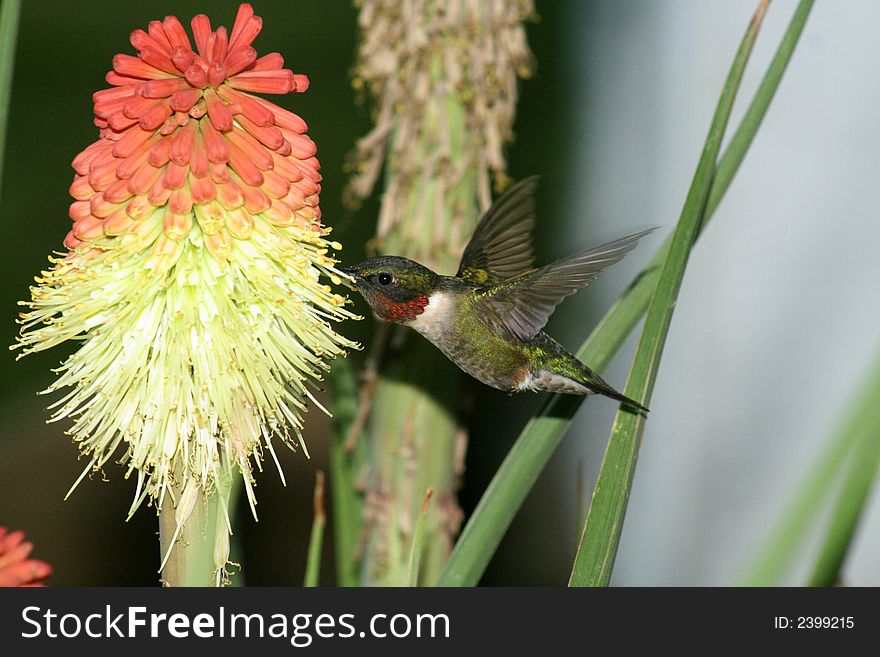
[341,177,655,412]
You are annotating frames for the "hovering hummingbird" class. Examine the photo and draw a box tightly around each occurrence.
[341,177,655,412]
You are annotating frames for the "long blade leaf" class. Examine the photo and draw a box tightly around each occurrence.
[328,360,367,586]
[408,488,434,587]
[807,351,880,587]
[437,0,814,587]
[304,471,327,587]
[738,392,859,585]
[568,0,771,588]
[0,0,21,202]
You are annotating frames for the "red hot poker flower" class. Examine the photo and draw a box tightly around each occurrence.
[16,4,356,579]
[69,3,321,264]
[0,528,52,587]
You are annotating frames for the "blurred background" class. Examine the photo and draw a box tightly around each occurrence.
[2,0,878,585]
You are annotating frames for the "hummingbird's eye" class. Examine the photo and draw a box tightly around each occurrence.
[376,272,393,286]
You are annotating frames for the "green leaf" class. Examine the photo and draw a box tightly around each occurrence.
[437,0,814,588]
[743,352,880,587]
[408,488,434,586]
[304,471,327,587]
[0,0,21,202]
[568,0,771,588]
[738,408,853,585]
[807,351,880,587]
[328,359,366,586]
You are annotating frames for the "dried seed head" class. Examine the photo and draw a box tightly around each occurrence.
[347,0,535,268]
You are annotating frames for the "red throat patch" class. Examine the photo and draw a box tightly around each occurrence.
[374,292,429,322]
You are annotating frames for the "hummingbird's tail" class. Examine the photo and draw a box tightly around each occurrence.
[579,373,649,413]
[536,352,650,412]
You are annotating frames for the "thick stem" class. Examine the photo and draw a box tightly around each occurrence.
[347,0,533,586]
[158,468,237,587]
[358,61,477,587]
[361,338,464,585]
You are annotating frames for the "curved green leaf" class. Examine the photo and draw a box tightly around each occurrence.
[438,0,814,588]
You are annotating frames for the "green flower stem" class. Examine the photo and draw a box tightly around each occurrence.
[437,0,814,587]
[806,351,880,587]
[304,471,326,587]
[361,341,462,585]
[569,0,770,588]
[0,0,21,202]
[159,468,237,587]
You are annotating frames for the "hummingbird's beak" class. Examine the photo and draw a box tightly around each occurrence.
[336,267,359,290]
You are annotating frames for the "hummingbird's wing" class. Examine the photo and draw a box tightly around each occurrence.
[456,176,539,286]
[486,228,657,342]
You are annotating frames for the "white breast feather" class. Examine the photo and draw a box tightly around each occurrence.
[408,291,453,342]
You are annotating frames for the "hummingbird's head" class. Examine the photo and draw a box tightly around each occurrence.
[340,256,440,324]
